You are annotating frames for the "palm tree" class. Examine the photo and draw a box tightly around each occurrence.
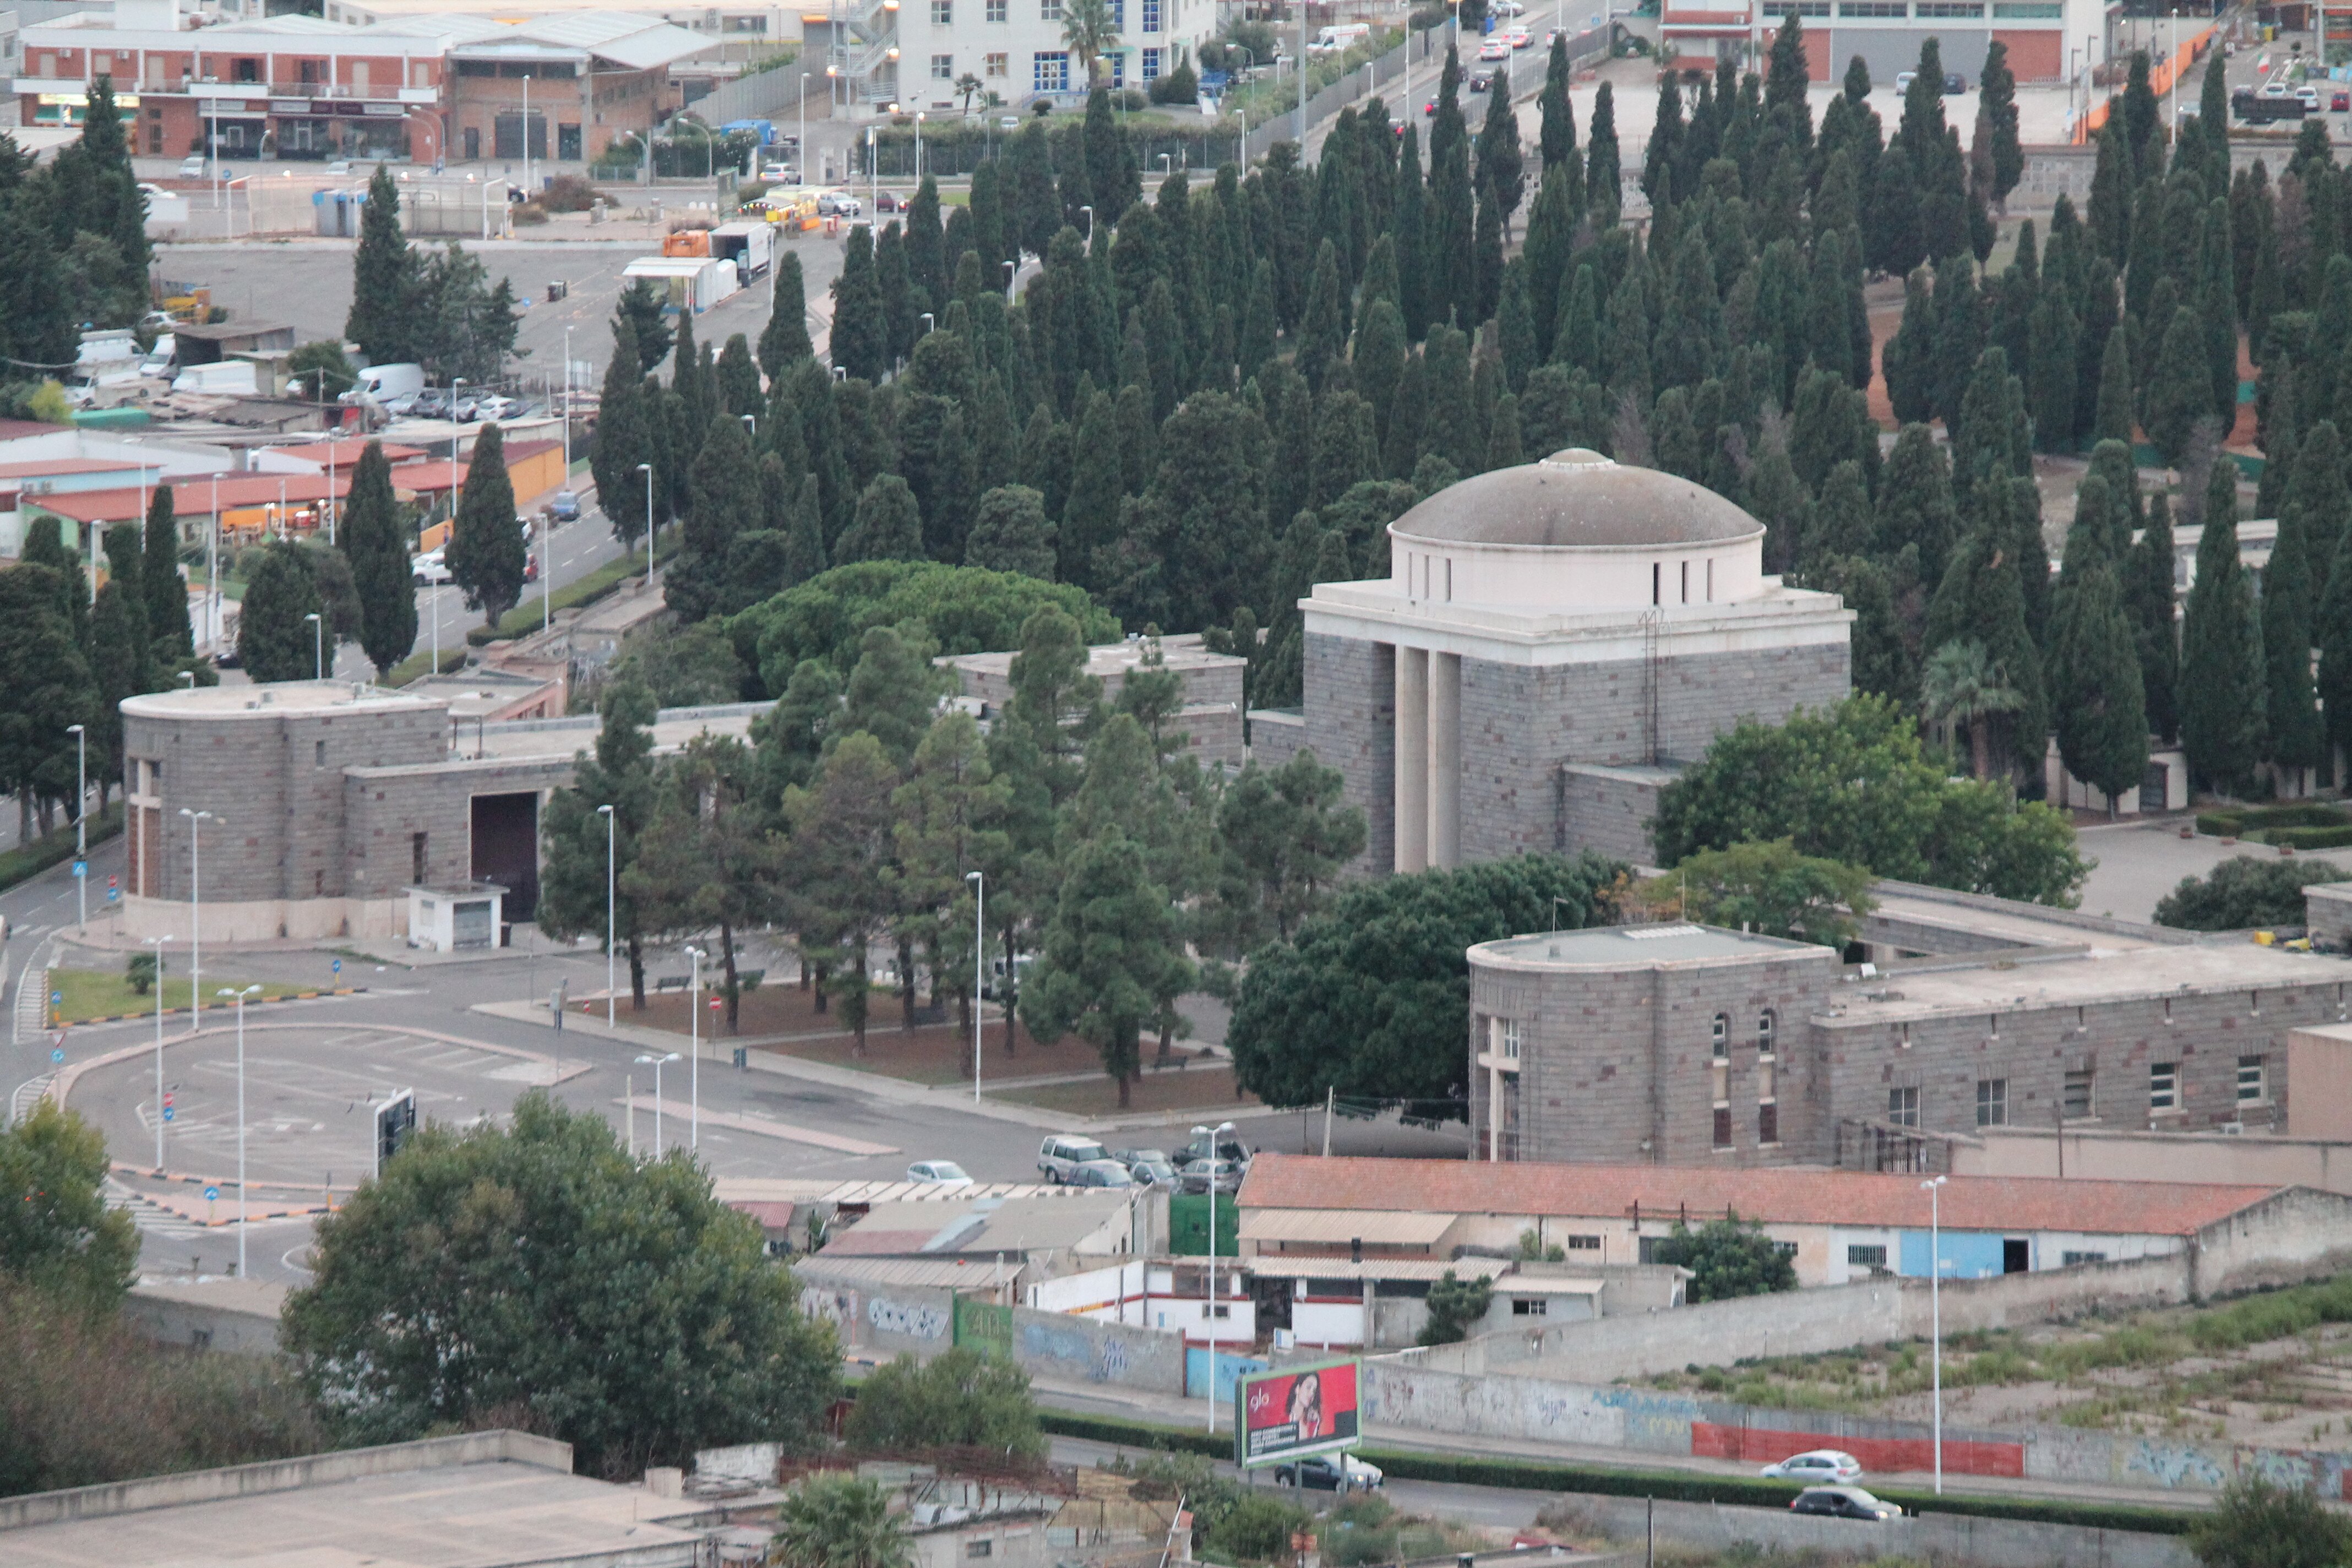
[955,72,984,112]
[772,1473,912,1568]
[1920,639,2026,781]
[1061,0,1119,88]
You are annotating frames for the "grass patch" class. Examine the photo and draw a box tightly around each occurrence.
[383,646,469,688]
[0,803,122,895]
[466,540,672,647]
[47,966,313,1024]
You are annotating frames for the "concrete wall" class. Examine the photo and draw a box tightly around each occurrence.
[2288,1026,2352,1138]
[1246,709,1306,770]
[1554,1489,2197,1568]
[801,1280,960,1360]
[122,1280,286,1357]
[1006,1304,1185,1395]
[1956,1121,2352,1195]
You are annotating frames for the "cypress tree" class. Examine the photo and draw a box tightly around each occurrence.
[2093,319,2135,446]
[1428,48,1478,329]
[2289,421,2352,602]
[340,442,414,677]
[2087,119,2130,267]
[2265,472,2327,778]
[2315,500,2352,772]
[345,165,416,365]
[1472,176,1506,328]
[1422,324,1479,477]
[1882,265,1937,426]
[88,578,147,782]
[2198,199,2240,431]
[2049,493,2149,812]
[2125,490,2179,742]
[237,543,323,684]
[2258,355,2300,521]
[1295,239,1347,392]
[2144,306,2209,467]
[876,222,915,367]
[1113,383,1153,498]
[2248,210,2283,365]
[669,413,763,623]
[1602,261,1651,404]
[1539,34,1574,172]
[759,251,814,377]
[1588,80,1623,220]
[1017,404,1072,520]
[1061,390,1121,589]
[782,473,827,589]
[447,423,525,630]
[1486,391,1525,472]
[1476,64,1527,236]
[836,473,925,564]
[1554,264,1599,374]
[1924,508,2049,772]
[1395,124,1431,340]
[1878,422,1959,583]
[1239,259,1278,384]
[142,486,191,663]
[591,321,649,547]
[1522,166,1576,358]
[1929,254,1982,432]
[670,309,707,435]
[830,224,888,383]
[716,333,763,420]
[1355,298,1408,448]
[2179,461,2269,792]
[1979,39,2023,209]
[1384,350,1430,481]
[1498,260,1537,395]
[1801,458,1875,564]
[2028,282,2079,453]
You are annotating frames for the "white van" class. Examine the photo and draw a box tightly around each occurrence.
[171,361,259,395]
[346,362,425,407]
[1310,23,1370,52]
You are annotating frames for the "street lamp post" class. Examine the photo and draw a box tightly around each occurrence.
[221,983,262,1276]
[966,870,983,1103]
[685,944,705,1150]
[1196,1118,1238,1433]
[67,723,85,933]
[305,612,322,680]
[179,808,213,1032]
[598,804,616,1028]
[1080,204,1095,247]
[800,73,810,182]
[635,1051,682,1155]
[1921,1173,1948,1493]
[146,934,172,1172]
[637,462,655,581]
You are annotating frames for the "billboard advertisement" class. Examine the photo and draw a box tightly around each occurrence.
[1234,1359,1360,1467]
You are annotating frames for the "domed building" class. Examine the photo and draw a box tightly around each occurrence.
[1286,449,1853,871]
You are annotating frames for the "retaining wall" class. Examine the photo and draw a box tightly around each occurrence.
[1359,1358,2352,1496]
[1007,1304,1187,1395]
[1557,1490,2197,1568]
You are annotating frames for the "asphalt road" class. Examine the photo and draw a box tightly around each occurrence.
[1048,1435,1548,1531]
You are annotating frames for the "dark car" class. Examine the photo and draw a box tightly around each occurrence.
[1467,69,1495,92]
[1423,98,1439,115]
[547,489,581,522]
[1272,1454,1384,1491]
[2333,90,2349,112]
[1941,72,1965,93]
[1790,1486,1900,1521]
[875,189,906,213]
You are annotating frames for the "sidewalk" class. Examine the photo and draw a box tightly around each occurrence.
[1016,1375,2212,1515]
[473,997,1294,1136]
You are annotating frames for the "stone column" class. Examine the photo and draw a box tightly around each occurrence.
[1429,651,1460,868]
[1393,645,1428,874]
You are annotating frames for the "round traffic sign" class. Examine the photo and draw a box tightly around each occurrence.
[162,1106,174,1122]
[51,1047,63,1064]
[204,1185,219,1201]
[50,991,61,1006]
[333,959,343,974]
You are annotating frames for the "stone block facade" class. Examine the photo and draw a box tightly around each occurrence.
[1303,631,1396,874]
[1558,764,1675,864]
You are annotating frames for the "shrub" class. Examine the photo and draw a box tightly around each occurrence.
[2152,857,2351,930]
[1418,1269,1495,1345]
[1208,1494,1313,1564]
[125,952,157,996]
[540,173,602,213]
[2188,1473,2352,1568]
[842,1347,1046,1459]
[509,202,549,226]
[1148,52,1199,105]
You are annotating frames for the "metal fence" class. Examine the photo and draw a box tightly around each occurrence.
[685,62,828,128]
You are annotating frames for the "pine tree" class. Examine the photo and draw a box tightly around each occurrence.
[141,486,191,663]
[2050,500,2149,812]
[836,473,925,564]
[345,165,416,365]
[759,251,814,378]
[339,442,414,677]
[2179,461,2269,793]
[447,423,525,629]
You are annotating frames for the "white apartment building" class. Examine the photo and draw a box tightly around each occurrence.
[833,0,1216,112]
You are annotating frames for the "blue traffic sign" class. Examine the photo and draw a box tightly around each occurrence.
[162,1106,175,1122]
[107,888,119,903]
[203,1185,219,1201]
[332,959,343,974]
[70,859,85,878]
[50,1047,63,1064]
[50,991,61,1006]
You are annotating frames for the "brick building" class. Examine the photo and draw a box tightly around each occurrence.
[118,680,763,944]
[1467,919,2352,1171]
[1293,449,1852,875]
[1660,0,2112,83]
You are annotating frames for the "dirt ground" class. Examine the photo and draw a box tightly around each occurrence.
[1641,1277,2352,1451]
[997,1063,1260,1117]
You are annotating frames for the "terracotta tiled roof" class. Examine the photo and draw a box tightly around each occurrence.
[1237,1153,2285,1237]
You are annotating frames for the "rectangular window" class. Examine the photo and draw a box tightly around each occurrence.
[2064,1069,2094,1120]
[986,50,1008,74]
[1032,50,1068,89]
[1888,1086,1919,1128]
[314,739,327,768]
[2238,1054,2267,1103]
[1757,1010,1776,1055]
[2150,1061,2180,1112]
[1712,1106,1733,1148]
[1109,0,1124,24]
[932,52,954,78]
[1761,0,1830,12]
[1108,48,1125,87]
[1711,1063,1728,1104]
[1836,1,1906,13]
[1772,1241,1798,1259]
[2062,1250,2109,1266]
[988,0,1007,17]
[1512,1297,1548,1316]
[1141,45,1161,79]
[1711,1013,1728,1059]
[1847,1244,1888,1268]
[1990,1,2062,13]
[411,831,429,885]
[932,0,951,20]
[967,1543,994,1559]
[1913,2,1981,14]
[1500,1018,1519,1059]
[1566,1234,1600,1250]
[1142,0,1160,28]
[1976,1078,2007,1127]
[1758,1102,1778,1145]
[1040,0,1063,19]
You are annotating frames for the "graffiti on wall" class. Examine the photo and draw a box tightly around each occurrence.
[869,1295,950,1341]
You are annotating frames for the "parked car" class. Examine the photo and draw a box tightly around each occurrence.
[2334,91,2350,112]
[1038,1134,1114,1182]
[817,190,862,217]
[412,550,452,584]
[1423,98,1440,116]
[1789,1487,1899,1521]
[875,189,906,213]
[1894,70,1916,93]
[179,153,208,177]
[907,1159,975,1186]
[1761,1450,1863,1484]
[1942,72,1966,93]
[548,490,582,522]
[1489,0,1525,13]
[1182,1128,1250,1166]
[411,388,451,419]
[1273,1455,1384,1491]
[2298,84,2322,108]
[1071,1161,1136,1188]
[1129,1156,1179,1186]
[1178,1157,1245,1195]
[2260,78,2291,97]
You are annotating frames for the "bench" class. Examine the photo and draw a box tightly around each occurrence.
[654,975,689,992]
[736,969,765,991]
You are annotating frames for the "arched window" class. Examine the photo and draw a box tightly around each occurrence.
[1757,1009,1777,1057]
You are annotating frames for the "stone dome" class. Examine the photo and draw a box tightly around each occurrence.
[1387,449,1766,552]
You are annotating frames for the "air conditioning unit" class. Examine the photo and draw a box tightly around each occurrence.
[2221,1122,2244,1136]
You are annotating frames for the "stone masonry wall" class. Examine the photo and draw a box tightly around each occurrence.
[344,755,573,903]
[1558,766,1668,863]
[1816,975,2351,1145]
[1457,642,1848,863]
[1303,631,1395,874]
[1471,946,1842,1167]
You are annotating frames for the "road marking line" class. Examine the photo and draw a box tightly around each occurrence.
[616,1095,899,1155]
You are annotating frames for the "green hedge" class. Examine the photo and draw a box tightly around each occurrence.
[2198,803,2351,839]
[2267,824,2352,850]
[0,802,123,895]
[1031,1410,2198,1536]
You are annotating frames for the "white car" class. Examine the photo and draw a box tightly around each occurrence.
[1478,37,1512,59]
[1488,0,1525,14]
[1038,1134,1113,1182]
[907,1159,974,1187]
[411,550,452,585]
[1761,1450,1864,1484]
